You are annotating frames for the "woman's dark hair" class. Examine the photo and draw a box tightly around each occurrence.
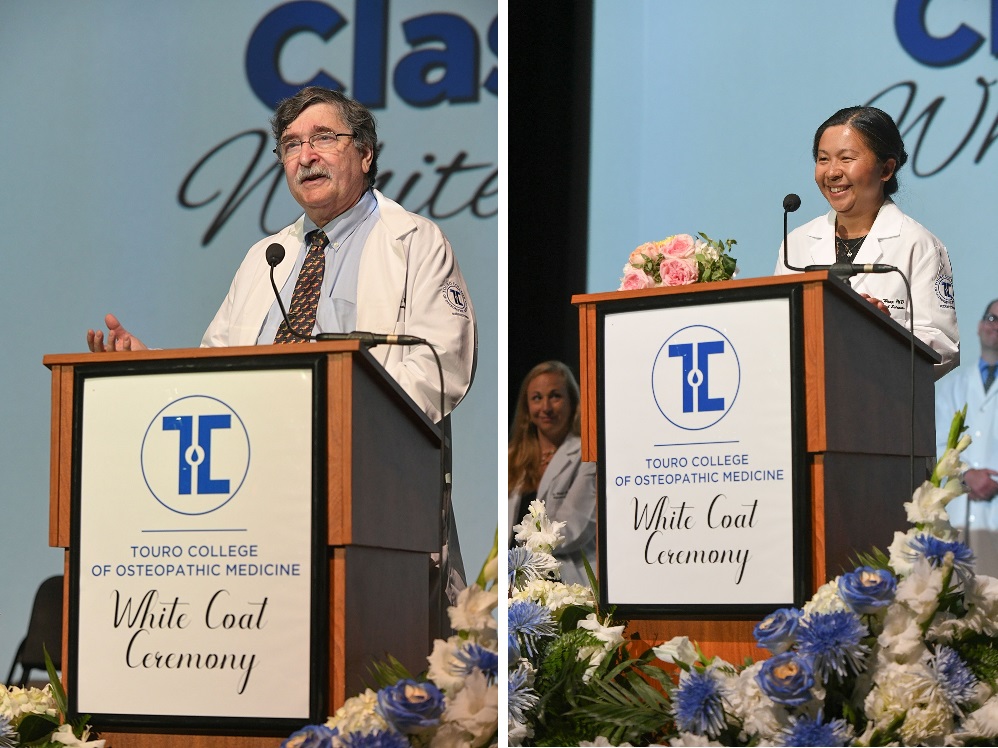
[812,106,908,197]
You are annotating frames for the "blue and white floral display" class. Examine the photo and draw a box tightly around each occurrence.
[283,541,499,748]
[508,408,998,746]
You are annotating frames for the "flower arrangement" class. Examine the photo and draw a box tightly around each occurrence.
[0,653,104,747]
[508,407,998,746]
[282,537,499,748]
[618,233,737,291]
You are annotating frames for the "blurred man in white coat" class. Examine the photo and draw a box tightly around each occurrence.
[936,299,998,576]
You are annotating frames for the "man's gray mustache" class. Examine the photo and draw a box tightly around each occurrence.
[297,166,331,184]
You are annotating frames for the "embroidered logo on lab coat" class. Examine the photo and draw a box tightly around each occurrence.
[441,280,469,315]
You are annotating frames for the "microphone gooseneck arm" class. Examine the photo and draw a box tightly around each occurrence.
[782,193,806,272]
[266,243,312,342]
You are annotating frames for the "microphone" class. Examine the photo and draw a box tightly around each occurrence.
[782,194,806,272]
[315,331,427,346]
[779,196,898,280]
[803,260,897,280]
[264,243,426,347]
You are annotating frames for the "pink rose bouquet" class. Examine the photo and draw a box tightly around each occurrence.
[618,232,737,290]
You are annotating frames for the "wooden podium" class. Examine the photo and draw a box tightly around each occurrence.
[45,342,443,747]
[573,272,938,663]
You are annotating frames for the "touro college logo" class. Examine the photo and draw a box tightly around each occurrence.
[141,395,251,515]
[651,325,741,431]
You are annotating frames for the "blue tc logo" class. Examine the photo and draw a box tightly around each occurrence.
[651,325,741,431]
[141,396,251,515]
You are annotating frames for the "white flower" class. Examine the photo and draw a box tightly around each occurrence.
[507,720,532,746]
[448,584,498,636]
[865,660,955,743]
[894,556,944,625]
[878,599,926,665]
[668,733,724,746]
[865,661,930,726]
[325,689,388,735]
[48,723,106,747]
[905,481,963,528]
[431,670,497,748]
[0,684,57,725]
[935,445,968,481]
[480,553,498,587]
[888,529,919,577]
[652,636,698,666]
[427,636,469,695]
[899,696,955,744]
[954,694,998,740]
[580,738,633,746]
[510,579,594,616]
[802,577,848,616]
[576,613,625,682]
[513,499,566,554]
[932,573,998,642]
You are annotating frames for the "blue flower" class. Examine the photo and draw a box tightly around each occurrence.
[508,546,559,588]
[778,710,853,747]
[336,730,410,748]
[673,669,728,738]
[508,630,522,661]
[908,533,975,586]
[929,645,978,709]
[753,607,801,653]
[508,600,556,658]
[0,716,16,748]
[375,679,446,735]
[508,662,539,724]
[455,641,499,684]
[755,652,815,707]
[281,724,337,748]
[795,610,869,680]
[838,566,897,614]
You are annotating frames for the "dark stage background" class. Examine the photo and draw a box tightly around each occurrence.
[508,0,594,421]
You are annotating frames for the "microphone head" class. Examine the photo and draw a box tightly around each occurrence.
[265,243,285,267]
[783,193,801,212]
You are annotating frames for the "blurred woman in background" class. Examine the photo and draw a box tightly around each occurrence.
[508,361,597,586]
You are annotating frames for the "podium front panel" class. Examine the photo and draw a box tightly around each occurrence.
[597,284,810,616]
[68,355,329,734]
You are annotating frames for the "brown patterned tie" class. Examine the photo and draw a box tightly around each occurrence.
[274,229,329,343]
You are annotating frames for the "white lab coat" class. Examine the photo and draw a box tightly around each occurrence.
[508,434,598,587]
[776,199,959,378]
[202,190,477,423]
[936,363,998,575]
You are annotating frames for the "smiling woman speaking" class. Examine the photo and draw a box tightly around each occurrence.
[775,106,960,378]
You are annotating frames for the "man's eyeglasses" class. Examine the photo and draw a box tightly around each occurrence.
[274,132,354,162]
[983,314,998,324]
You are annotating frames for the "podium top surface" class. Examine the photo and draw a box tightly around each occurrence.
[572,271,939,363]
[43,340,365,367]
[43,341,441,437]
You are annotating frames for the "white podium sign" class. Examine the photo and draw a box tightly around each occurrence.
[72,365,318,723]
[600,295,801,611]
